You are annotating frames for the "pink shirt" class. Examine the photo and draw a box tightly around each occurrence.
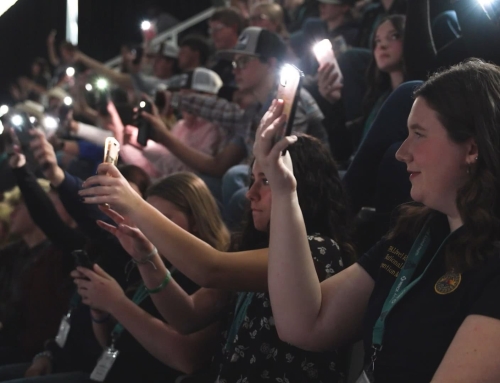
[143,117,220,176]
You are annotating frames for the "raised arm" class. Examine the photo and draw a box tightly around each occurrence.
[8,152,86,253]
[142,111,246,177]
[254,100,374,351]
[137,255,229,334]
[47,30,60,67]
[29,130,113,240]
[75,51,133,89]
[178,93,247,135]
[79,166,271,292]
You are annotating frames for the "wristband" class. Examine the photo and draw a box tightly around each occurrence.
[33,350,53,363]
[91,312,111,324]
[146,271,172,294]
[132,247,158,270]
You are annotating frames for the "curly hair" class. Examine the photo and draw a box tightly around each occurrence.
[236,134,355,264]
[389,59,500,272]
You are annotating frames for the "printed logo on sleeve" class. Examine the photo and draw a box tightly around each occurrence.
[380,246,408,278]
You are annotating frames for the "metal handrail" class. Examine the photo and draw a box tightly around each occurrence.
[104,7,215,68]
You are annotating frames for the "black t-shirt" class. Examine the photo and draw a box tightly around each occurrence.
[105,270,200,383]
[358,213,500,382]
[212,235,347,382]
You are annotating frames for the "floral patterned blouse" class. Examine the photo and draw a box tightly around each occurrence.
[212,234,346,383]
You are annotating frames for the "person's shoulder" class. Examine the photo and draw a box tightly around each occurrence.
[307,234,345,277]
[297,88,324,122]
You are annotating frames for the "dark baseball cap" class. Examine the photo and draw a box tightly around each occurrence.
[217,27,287,63]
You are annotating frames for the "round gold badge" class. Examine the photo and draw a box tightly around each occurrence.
[435,271,461,295]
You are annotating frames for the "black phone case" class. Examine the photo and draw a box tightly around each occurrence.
[284,75,303,138]
[71,250,93,269]
[136,101,153,146]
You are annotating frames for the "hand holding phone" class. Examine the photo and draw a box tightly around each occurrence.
[71,249,93,269]
[103,137,120,166]
[275,64,304,145]
[313,39,343,87]
[0,112,35,155]
[136,100,153,146]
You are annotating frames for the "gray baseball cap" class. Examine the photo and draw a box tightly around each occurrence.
[217,27,286,62]
[147,42,179,59]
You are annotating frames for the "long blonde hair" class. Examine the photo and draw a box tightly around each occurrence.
[251,2,289,39]
[146,173,230,251]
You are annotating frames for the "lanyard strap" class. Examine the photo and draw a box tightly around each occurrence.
[372,225,432,347]
[224,292,255,353]
[66,291,82,318]
[372,223,455,348]
[69,291,81,309]
[111,283,150,341]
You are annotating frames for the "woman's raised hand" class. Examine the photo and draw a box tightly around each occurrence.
[78,163,143,216]
[96,206,156,263]
[253,99,297,195]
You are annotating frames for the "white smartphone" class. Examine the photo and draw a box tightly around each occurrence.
[275,63,304,145]
[103,137,120,166]
[313,39,343,87]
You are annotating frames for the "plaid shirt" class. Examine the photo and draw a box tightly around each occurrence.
[179,87,326,156]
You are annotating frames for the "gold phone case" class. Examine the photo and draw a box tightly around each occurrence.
[103,137,120,165]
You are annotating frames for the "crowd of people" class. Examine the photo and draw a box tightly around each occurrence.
[1,0,500,382]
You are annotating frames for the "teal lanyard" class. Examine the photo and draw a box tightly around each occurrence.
[372,222,455,351]
[62,291,82,322]
[111,283,150,343]
[69,291,81,309]
[224,292,255,353]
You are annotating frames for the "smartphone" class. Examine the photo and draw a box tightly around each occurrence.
[59,103,73,123]
[0,124,15,156]
[71,249,93,269]
[115,104,135,126]
[103,137,120,165]
[95,87,110,116]
[136,100,153,147]
[154,90,167,110]
[5,112,34,150]
[275,64,304,144]
[313,39,343,87]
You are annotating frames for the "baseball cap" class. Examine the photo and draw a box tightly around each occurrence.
[317,0,353,4]
[217,27,287,63]
[167,68,223,95]
[46,87,70,101]
[14,100,45,122]
[147,42,179,59]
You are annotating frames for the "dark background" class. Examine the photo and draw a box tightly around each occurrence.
[0,0,212,104]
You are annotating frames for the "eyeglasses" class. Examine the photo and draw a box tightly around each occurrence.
[232,56,258,70]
